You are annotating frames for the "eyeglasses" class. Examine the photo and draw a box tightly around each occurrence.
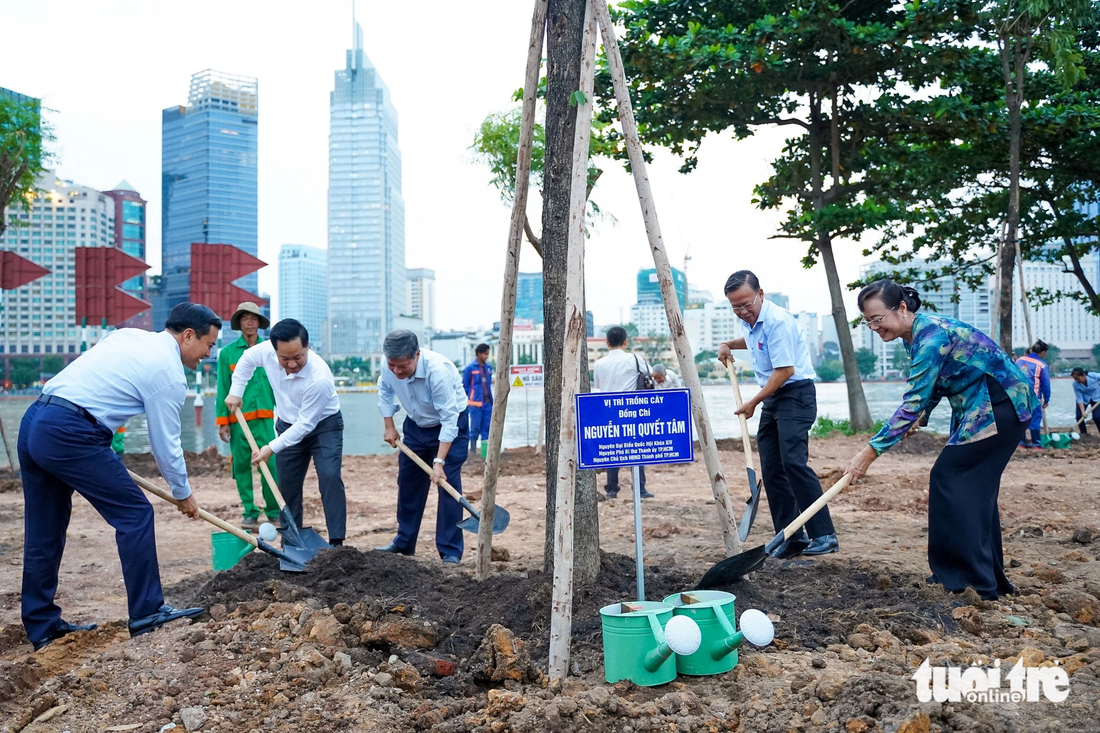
[860,309,896,328]
[730,293,760,315]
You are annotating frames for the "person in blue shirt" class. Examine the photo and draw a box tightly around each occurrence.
[717,270,838,559]
[462,344,494,456]
[1016,341,1051,449]
[1071,367,1100,434]
[19,303,216,649]
[844,280,1035,601]
[376,330,470,564]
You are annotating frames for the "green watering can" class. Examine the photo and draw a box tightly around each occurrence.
[663,591,776,675]
[600,601,702,686]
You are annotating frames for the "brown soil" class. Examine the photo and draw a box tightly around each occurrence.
[2,436,1100,732]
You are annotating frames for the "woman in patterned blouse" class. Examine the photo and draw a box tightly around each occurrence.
[844,280,1038,601]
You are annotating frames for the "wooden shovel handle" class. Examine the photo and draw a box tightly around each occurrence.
[1075,401,1099,431]
[724,362,755,473]
[234,407,288,510]
[780,473,852,542]
[129,470,258,548]
[393,438,465,504]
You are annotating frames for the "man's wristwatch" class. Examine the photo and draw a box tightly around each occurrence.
[433,458,445,465]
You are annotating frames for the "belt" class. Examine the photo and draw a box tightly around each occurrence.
[37,394,97,422]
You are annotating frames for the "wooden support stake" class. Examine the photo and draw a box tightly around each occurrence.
[594,1,742,556]
[1014,236,1047,432]
[548,0,597,682]
[477,0,549,581]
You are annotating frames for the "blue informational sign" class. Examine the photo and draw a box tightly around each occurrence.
[575,388,694,470]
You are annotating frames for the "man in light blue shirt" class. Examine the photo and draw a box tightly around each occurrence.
[1072,367,1100,434]
[376,330,470,563]
[718,271,838,559]
[19,303,216,650]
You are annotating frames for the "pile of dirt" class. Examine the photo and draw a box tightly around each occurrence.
[122,445,229,478]
[890,430,947,455]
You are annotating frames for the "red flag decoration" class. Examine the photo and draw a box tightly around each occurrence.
[188,243,268,319]
[74,247,151,325]
[0,250,50,290]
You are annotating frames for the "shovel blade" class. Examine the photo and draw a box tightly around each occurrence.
[696,544,768,589]
[456,505,510,535]
[255,538,313,571]
[737,470,761,542]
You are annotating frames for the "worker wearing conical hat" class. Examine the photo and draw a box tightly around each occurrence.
[216,302,279,530]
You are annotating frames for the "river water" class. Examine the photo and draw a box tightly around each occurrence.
[0,379,1082,467]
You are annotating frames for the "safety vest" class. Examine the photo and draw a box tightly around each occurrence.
[1017,355,1047,397]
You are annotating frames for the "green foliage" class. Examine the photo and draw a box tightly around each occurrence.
[40,356,64,374]
[517,353,537,365]
[816,360,844,382]
[811,415,886,438]
[695,349,717,363]
[855,348,878,378]
[0,92,53,239]
[328,356,372,378]
[623,322,639,339]
[891,344,911,378]
[7,359,39,388]
[569,90,589,107]
[822,341,840,361]
[1093,343,1100,367]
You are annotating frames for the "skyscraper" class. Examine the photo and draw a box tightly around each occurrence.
[516,271,544,326]
[279,244,328,355]
[327,19,406,357]
[406,268,436,331]
[158,70,259,327]
[102,182,150,329]
[637,267,687,310]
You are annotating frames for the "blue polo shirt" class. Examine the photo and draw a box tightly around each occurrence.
[1074,372,1100,403]
[739,299,817,388]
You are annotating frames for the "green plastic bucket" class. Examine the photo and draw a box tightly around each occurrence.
[211,531,254,571]
[663,591,738,675]
[600,601,677,686]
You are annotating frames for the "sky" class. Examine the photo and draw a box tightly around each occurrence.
[0,0,873,331]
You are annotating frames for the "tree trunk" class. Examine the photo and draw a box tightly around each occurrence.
[810,98,872,431]
[595,1,741,556]
[476,0,548,581]
[1064,238,1100,315]
[997,33,1028,353]
[542,0,599,585]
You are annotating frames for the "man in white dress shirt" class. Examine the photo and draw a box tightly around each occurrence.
[19,303,216,649]
[593,325,655,499]
[225,318,346,545]
[376,330,470,563]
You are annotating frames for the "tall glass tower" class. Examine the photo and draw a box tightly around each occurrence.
[158,70,259,327]
[327,19,406,357]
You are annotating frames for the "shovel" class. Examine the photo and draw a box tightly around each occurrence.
[725,362,761,542]
[1073,401,1099,434]
[234,408,330,558]
[129,470,309,572]
[697,473,852,589]
[394,438,510,534]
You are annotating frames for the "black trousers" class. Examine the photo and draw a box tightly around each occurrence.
[927,379,1025,600]
[276,412,346,541]
[394,411,469,558]
[757,379,834,539]
[1077,400,1100,434]
[605,466,645,494]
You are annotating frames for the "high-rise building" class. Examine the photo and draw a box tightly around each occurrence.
[327,19,406,357]
[102,182,151,329]
[406,268,436,331]
[637,267,687,310]
[515,271,543,326]
[684,301,741,352]
[158,70,259,328]
[1011,256,1100,356]
[279,245,328,355]
[0,172,117,357]
[764,292,790,310]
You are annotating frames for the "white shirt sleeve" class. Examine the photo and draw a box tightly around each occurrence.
[378,372,399,418]
[268,378,336,453]
[431,365,463,443]
[143,378,192,499]
[229,343,264,399]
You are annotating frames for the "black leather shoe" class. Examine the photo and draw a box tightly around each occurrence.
[128,605,205,637]
[639,489,655,499]
[31,620,98,651]
[803,533,840,556]
[375,542,413,556]
[442,555,461,565]
[770,533,810,560]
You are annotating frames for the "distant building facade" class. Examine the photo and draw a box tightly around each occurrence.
[102,182,151,330]
[406,268,436,331]
[516,271,544,326]
[279,245,328,354]
[158,70,259,328]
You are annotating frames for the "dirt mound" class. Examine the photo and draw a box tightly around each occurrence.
[890,430,946,455]
[122,446,228,478]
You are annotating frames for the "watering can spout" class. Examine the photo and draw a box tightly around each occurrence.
[643,615,702,672]
[711,631,746,660]
[714,609,775,659]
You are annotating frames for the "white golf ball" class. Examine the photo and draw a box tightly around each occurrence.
[663,615,702,656]
[739,608,776,646]
[258,522,278,542]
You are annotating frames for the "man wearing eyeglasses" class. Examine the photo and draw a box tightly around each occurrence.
[717,270,838,560]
